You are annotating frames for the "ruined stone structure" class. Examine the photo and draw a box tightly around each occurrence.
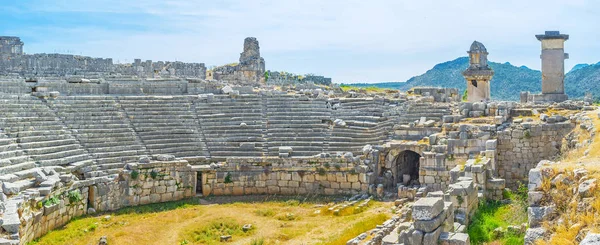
[523,31,570,103]
[0,34,594,245]
[537,31,569,98]
[0,37,24,56]
[463,41,494,102]
[266,71,332,86]
[0,36,205,78]
[209,37,266,85]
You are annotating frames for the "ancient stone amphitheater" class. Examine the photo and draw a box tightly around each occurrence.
[0,34,598,245]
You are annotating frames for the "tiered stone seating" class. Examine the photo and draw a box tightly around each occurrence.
[48,96,148,177]
[0,130,38,191]
[195,95,266,159]
[397,103,452,124]
[328,98,388,155]
[265,95,331,157]
[0,95,93,173]
[118,96,209,159]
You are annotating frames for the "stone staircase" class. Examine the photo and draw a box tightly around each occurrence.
[396,102,453,124]
[264,95,331,157]
[0,128,38,192]
[195,94,267,160]
[118,96,209,159]
[0,95,94,173]
[47,96,148,178]
[328,98,388,155]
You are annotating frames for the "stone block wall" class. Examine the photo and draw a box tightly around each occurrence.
[1,160,196,245]
[202,169,369,196]
[17,187,89,243]
[90,160,196,212]
[497,121,575,188]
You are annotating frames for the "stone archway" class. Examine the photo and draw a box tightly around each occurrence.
[395,150,421,186]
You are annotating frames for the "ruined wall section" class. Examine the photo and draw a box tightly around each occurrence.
[201,158,372,196]
[496,121,575,188]
[1,159,196,245]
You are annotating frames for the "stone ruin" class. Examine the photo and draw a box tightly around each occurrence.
[0,31,596,245]
[463,41,494,102]
[208,37,266,85]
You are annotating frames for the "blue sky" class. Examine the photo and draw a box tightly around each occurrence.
[1,0,599,83]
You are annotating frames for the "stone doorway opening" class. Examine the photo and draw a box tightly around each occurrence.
[196,172,203,196]
[395,150,421,186]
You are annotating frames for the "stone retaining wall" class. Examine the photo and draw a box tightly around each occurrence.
[497,121,575,188]
[202,169,369,196]
[0,159,196,245]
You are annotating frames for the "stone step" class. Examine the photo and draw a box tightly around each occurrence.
[143,138,203,145]
[38,153,91,166]
[15,133,70,143]
[145,142,203,150]
[96,155,140,165]
[74,128,133,134]
[30,148,88,161]
[0,150,26,162]
[19,138,79,149]
[204,137,265,143]
[90,150,140,158]
[98,162,127,170]
[0,161,36,175]
[0,142,19,152]
[83,141,143,149]
[209,151,264,157]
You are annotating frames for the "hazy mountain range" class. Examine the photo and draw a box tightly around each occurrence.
[347,57,600,101]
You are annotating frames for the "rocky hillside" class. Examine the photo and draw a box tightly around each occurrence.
[349,57,600,101]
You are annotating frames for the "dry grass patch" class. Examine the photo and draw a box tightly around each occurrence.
[29,197,392,245]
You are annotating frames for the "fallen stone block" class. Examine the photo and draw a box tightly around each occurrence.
[412,197,444,221]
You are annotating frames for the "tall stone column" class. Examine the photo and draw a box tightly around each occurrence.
[535,31,569,101]
[462,41,494,102]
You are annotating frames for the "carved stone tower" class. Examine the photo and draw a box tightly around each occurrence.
[462,41,494,102]
[535,31,569,102]
[239,37,265,79]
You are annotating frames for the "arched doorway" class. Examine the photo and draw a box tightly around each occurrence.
[395,150,421,186]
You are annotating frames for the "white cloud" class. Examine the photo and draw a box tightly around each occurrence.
[4,0,600,82]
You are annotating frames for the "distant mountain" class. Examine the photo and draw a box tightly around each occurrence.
[348,57,600,101]
[565,63,600,99]
[570,64,591,73]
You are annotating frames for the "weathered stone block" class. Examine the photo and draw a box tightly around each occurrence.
[413,197,444,221]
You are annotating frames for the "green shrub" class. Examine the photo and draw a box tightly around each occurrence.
[334,164,341,170]
[43,195,60,207]
[131,170,139,180]
[224,173,233,184]
[67,190,83,204]
[523,130,531,139]
[317,167,326,176]
[285,200,300,206]
[150,170,158,179]
[276,213,298,221]
[254,209,275,217]
[250,238,265,245]
[323,163,330,169]
[462,90,468,101]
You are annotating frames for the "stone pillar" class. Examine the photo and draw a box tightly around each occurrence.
[535,31,569,101]
[463,41,494,102]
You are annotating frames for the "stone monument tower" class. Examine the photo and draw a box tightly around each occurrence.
[462,41,494,102]
[535,31,569,102]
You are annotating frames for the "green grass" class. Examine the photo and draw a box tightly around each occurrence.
[467,186,528,245]
[339,84,392,93]
[180,218,254,244]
